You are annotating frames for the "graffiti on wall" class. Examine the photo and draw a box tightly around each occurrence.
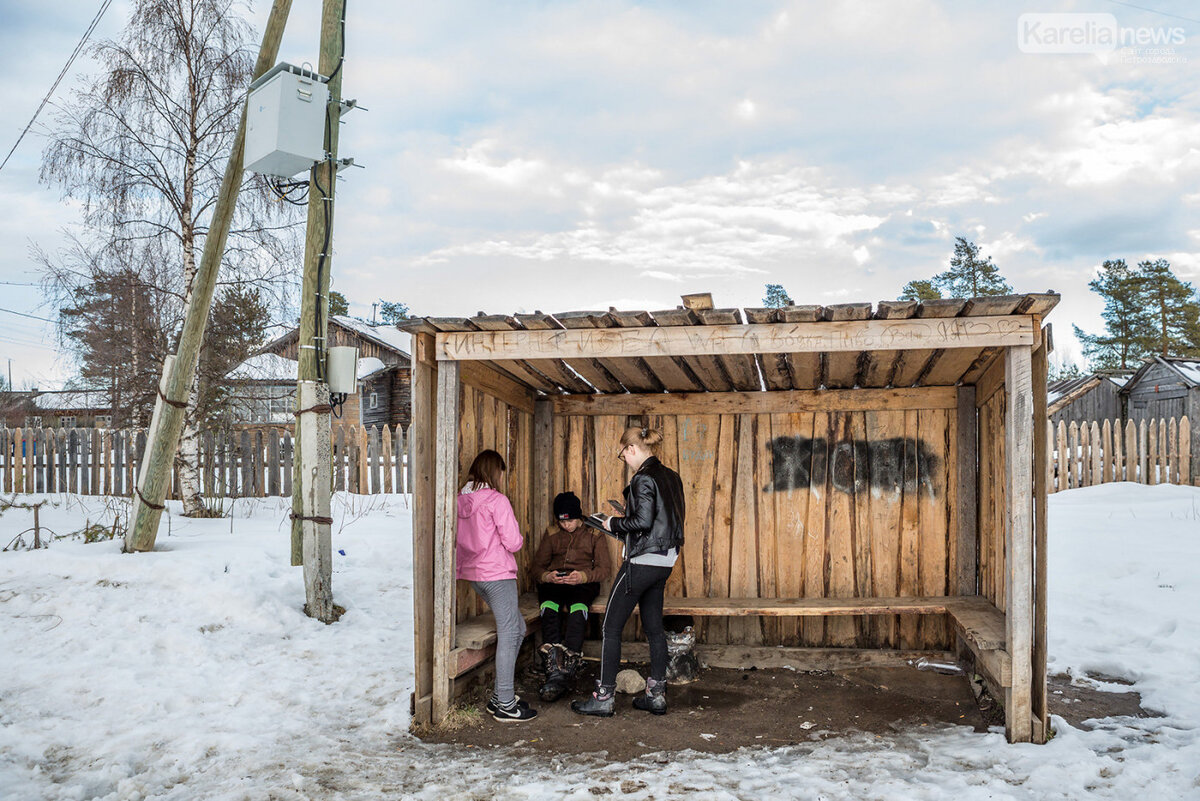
[765,436,939,496]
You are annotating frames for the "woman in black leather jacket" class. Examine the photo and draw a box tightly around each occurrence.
[572,426,685,718]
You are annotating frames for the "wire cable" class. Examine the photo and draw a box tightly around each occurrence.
[0,0,114,175]
[0,307,57,324]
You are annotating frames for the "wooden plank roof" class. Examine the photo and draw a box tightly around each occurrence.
[399,293,1059,396]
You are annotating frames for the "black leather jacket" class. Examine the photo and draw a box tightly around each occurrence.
[609,456,685,558]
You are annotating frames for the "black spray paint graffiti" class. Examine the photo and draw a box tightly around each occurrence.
[765,437,940,497]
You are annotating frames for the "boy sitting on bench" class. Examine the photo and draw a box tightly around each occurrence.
[531,491,612,701]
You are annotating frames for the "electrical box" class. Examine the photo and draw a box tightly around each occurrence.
[244,63,329,178]
[327,347,359,395]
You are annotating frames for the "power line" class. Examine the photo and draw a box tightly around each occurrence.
[0,281,40,287]
[0,0,114,175]
[1102,0,1200,25]
[0,307,56,324]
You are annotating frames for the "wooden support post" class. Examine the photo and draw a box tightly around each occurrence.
[432,359,460,723]
[125,1,293,550]
[410,336,437,724]
[1004,345,1034,743]
[291,0,347,566]
[1031,327,1049,742]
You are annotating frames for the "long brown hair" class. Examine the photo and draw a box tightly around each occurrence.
[466,449,506,490]
[620,425,663,454]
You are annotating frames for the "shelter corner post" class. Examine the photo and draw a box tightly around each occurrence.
[432,358,461,723]
[1004,343,1035,743]
[411,333,437,725]
[1031,322,1050,742]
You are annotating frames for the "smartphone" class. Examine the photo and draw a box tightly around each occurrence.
[555,569,570,577]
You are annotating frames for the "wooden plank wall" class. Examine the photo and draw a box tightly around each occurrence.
[977,387,1008,613]
[544,407,958,650]
[453,383,535,625]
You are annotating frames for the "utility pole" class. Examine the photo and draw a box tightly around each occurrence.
[124,0,294,553]
[291,0,347,623]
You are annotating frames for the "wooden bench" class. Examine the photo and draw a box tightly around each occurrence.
[451,593,1010,689]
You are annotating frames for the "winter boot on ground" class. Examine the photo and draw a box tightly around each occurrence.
[570,681,615,717]
[538,644,570,702]
[632,677,667,715]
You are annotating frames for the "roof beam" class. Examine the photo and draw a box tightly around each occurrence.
[436,316,1036,362]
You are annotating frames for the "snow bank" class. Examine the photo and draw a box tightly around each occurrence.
[0,484,1197,800]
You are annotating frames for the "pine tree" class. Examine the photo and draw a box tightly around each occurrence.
[378,300,411,323]
[1073,259,1154,370]
[934,237,1013,297]
[59,266,169,427]
[1138,258,1200,357]
[328,291,350,317]
[899,280,942,301]
[763,284,792,308]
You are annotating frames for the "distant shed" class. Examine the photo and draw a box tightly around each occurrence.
[1047,373,1128,428]
[402,292,1059,743]
[1120,355,1200,480]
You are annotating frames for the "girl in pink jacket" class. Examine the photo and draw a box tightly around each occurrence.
[457,449,537,722]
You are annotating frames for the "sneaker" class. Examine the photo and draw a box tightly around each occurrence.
[485,694,527,716]
[491,698,538,722]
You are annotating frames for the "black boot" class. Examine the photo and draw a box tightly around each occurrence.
[539,644,570,702]
[570,681,615,717]
[632,677,667,715]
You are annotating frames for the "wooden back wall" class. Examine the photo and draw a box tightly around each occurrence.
[545,408,962,650]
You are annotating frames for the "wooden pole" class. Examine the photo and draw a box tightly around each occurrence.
[1004,345,1034,743]
[432,360,460,722]
[1031,326,1049,742]
[125,0,294,552]
[291,0,347,567]
[410,333,437,725]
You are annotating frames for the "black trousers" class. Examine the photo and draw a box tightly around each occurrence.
[536,581,600,654]
[599,562,673,686]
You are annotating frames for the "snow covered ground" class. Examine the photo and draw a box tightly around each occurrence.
[1,483,1198,800]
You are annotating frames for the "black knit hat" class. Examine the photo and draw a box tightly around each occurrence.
[553,491,583,520]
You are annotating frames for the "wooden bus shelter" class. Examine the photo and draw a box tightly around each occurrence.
[402,292,1057,743]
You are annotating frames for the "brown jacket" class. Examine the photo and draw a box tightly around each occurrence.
[531,522,612,584]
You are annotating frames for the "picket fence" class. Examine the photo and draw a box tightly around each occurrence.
[0,424,411,498]
[1048,416,1193,492]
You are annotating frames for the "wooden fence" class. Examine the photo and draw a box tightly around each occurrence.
[0,424,411,498]
[1049,416,1193,492]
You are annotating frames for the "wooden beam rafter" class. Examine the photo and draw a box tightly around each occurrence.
[437,315,1037,362]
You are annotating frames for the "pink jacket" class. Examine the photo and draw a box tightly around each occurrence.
[456,484,523,581]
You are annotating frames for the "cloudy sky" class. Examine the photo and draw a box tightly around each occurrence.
[1,0,1198,389]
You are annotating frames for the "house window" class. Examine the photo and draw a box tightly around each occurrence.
[95,415,113,428]
[26,416,42,428]
[60,416,76,428]
[369,392,379,410]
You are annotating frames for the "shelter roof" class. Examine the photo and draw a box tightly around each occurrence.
[400,292,1059,396]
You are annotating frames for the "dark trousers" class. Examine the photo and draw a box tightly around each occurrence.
[536,581,600,654]
[599,562,673,686]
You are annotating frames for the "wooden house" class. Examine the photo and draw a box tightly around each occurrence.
[26,390,114,429]
[401,292,1059,744]
[1047,373,1128,428]
[1120,355,1200,481]
[241,315,413,428]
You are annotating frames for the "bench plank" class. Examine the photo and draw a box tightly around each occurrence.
[948,596,1007,651]
[455,596,541,650]
[591,595,959,617]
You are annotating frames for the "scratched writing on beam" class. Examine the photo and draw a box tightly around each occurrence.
[765,436,939,497]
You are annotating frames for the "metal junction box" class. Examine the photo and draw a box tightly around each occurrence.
[245,63,329,178]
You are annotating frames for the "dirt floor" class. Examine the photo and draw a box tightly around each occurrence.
[421,660,1162,761]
